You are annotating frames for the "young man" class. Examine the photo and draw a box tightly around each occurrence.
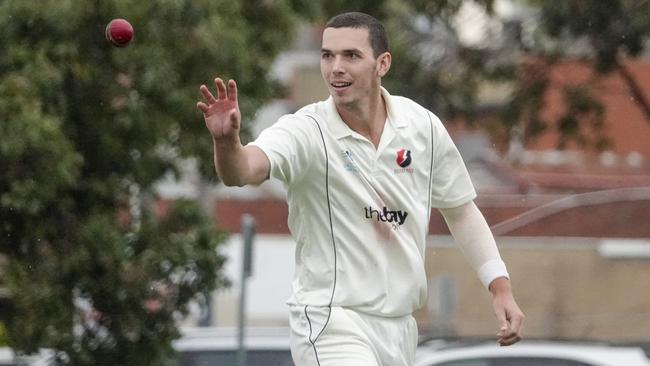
[197,12,524,366]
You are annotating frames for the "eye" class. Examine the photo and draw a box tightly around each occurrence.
[321,53,332,60]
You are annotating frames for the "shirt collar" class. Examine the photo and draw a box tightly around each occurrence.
[326,87,406,140]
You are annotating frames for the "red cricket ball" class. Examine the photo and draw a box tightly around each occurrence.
[105,18,134,47]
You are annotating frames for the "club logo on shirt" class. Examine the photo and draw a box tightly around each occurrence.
[396,149,412,168]
[364,205,408,226]
[394,148,414,174]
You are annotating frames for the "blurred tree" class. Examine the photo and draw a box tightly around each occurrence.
[504,0,650,151]
[0,0,306,364]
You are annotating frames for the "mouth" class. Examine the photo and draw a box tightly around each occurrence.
[331,81,352,91]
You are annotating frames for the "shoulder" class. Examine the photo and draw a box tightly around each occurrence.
[261,109,324,144]
[274,107,320,129]
[388,94,423,112]
[294,99,331,123]
[387,93,445,129]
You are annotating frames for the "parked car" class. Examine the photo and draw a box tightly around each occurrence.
[0,348,15,366]
[0,347,52,366]
[415,339,650,366]
[171,327,293,366]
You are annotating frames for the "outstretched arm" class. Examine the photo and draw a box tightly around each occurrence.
[197,77,269,186]
[439,201,525,346]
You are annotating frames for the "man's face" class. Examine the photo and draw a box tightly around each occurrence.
[320,27,389,109]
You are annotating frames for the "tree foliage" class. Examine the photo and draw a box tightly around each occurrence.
[502,0,650,151]
[0,0,306,364]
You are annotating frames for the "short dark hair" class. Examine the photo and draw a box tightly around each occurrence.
[325,12,389,58]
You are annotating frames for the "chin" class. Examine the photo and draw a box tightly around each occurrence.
[330,93,346,102]
[331,90,351,101]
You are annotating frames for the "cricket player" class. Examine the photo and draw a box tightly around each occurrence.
[197,11,524,366]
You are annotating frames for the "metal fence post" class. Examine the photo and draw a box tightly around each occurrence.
[237,214,255,366]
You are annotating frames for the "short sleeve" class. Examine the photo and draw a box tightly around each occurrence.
[247,114,317,185]
[429,114,477,208]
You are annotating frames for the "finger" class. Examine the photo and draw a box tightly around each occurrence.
[496,323,508,338]
[499,333,522,346]
[509,313,525,335]
[497,319,523,346]
[497,323,516,339]
[197,101,209,113]
[499,337,521,347]
[200,85,217,104]
[228,79,238,102]
[215,77,227,100]
[228,108,240,125]
[495,313,508,337]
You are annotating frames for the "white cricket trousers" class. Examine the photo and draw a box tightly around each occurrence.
[289,305,418,366]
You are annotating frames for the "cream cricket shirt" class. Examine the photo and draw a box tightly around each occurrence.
[250,88,503,317]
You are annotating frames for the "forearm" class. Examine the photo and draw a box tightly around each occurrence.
[439,201,509,289]
[213,139,251,186]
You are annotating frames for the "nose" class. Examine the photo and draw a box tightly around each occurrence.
[332,55,345,75]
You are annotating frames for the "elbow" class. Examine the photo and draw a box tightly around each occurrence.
[223,181,246,187]
[219,176,245,187]
[218,167,266,187]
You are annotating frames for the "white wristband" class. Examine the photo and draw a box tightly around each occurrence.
[478,259,510,289]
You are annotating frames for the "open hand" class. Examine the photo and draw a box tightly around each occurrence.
[197,78,241,142]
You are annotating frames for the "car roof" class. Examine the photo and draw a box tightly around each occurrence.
[0,347,54,366]
[415,340,650,366]
[173,327,290,352]
[0,348,14,365]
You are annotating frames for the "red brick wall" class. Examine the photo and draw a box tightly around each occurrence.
[213,197,650,238]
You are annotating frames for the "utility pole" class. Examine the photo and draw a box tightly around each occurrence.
[237,214,255,366]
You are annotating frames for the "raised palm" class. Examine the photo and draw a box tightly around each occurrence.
[197,78,241,141]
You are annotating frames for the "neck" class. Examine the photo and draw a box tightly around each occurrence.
[337,87,386,147]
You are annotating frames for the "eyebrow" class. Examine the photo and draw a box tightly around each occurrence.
[321,48,364,54]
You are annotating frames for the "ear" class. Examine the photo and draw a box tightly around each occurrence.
[376,52,392,77]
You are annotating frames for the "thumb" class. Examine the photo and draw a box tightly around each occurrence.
[496,312,509,335]
[499,320,509,332]
[228,108,240,127]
